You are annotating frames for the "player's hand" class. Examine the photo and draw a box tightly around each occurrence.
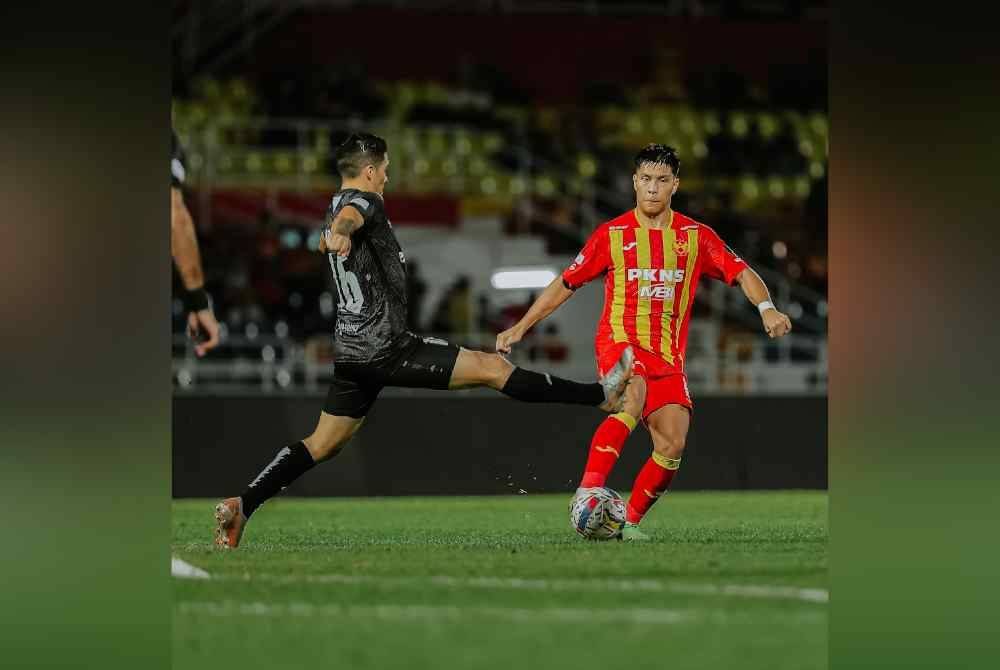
[321,228,352,257]
[761,308,792,338]
[187,308,221,357]
[495,326,524,354]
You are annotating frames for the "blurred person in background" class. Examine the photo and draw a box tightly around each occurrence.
[429,275,471,336]
[540,324,569,363]
[213,133,636,548]
[171,128,220,357]
[446,276,473,336]
[476,294,497,334]
[497,144,792,541]
[404,259,428,332]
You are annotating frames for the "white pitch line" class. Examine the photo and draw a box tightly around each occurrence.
[176,601,689,624]
[176,601,826,625]
[668,583,829,603]
[212,573,827,603]
[171,557,210,579]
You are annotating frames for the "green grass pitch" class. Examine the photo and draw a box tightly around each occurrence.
[173,491,827,670]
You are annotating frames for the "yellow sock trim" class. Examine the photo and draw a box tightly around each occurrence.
[651,452,681,470]
[611,412,637,432]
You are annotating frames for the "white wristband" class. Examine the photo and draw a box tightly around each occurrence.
[757,300,775,316]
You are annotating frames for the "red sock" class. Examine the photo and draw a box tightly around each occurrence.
[579,412,637,488]
[626,453,681,523]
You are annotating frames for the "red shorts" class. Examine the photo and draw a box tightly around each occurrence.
[596,342,693,420]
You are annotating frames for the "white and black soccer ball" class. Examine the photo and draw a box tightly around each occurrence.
[569,487,626,540]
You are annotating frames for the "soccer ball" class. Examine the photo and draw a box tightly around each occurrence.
[569,487,626,540]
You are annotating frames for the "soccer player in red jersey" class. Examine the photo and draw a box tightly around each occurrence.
[497,144,793,541]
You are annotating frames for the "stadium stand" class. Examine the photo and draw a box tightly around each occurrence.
[172,1,827,394]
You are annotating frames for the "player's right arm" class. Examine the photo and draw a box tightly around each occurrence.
[495,225,610,354]
[495,277,574,354]
[318,205,365,257]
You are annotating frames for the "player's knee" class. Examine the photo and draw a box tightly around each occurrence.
[303,427,354,463]
[302,434,336,463]
[480,352,513,388]
[651,427,686,460]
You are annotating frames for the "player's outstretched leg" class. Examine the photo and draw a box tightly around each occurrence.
[214,412,363,549]
[449,345,634,412]
[622,403,690,542]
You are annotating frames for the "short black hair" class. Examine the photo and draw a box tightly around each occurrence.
[335,132,388,178]
[634,143,680,176]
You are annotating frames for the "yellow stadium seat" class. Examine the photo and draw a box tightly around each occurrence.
[274,152,294,175]
[426,130,448,156]
[702,110,722,135]
[758,112,779,139]
[808,113,828,137]
[625,112,644,135]
[534,175,557,197]
[577,155,597,178]
[508,176,528,196]
[217,154,235,174]
[794,176,812,199]
[766,176,786,199]
[468,156,488,176]
[482,133,503,153]
[245,152,263,173]
[729,112,749,138]
[479,176,498,195]
[301,153,320,174]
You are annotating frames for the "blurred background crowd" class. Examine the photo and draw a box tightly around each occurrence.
[171,0,828,394]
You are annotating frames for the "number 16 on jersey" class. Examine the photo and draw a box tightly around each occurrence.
[328,254,365,315]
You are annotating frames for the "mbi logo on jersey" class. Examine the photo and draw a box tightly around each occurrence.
[639,285,675,299]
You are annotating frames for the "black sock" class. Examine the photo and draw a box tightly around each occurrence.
[240,441,316,518]
[500,367,604,406]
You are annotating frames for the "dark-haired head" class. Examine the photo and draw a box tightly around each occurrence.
[632,144,680,219]
[335,132,389,194]
[633,143,680,176]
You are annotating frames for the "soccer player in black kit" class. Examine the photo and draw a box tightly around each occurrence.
[214,133,634,548]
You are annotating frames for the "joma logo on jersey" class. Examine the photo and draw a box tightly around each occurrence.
[638,285,675,299]
[626,268,685,282]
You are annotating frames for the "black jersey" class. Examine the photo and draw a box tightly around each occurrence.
[171,129,187,188]
[325,189,408,362]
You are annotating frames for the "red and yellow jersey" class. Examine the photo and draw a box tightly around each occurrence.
[562,209,747,372]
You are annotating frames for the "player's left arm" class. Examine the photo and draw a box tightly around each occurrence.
[736,267,793,339]
[701,224,791,339]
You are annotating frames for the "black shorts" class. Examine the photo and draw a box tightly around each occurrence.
[324,332,461,418]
